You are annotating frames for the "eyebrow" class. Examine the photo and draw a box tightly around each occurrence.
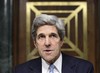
[37,32,58,37]
[50,32,58,36]
[37,33,45,37]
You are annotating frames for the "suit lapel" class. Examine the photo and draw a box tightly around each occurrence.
[28,57,42,73]
[62,66,75,73]
[62,53,75,73]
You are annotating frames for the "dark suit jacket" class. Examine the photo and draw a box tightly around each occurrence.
[13,53,94,73]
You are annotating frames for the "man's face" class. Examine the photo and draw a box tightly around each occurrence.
[34,25,63,63]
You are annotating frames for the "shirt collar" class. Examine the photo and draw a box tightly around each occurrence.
[42,53,62,73]
[42,58,49,73]
[54,53,62,73]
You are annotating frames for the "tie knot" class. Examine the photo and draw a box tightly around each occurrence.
[49,64,54,73]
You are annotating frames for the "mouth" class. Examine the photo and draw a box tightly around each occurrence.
[44,50,53,53]
[44,50,52,52]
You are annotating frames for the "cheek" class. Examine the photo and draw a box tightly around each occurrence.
[35,42,44,51]
[52,40,63,46]
[52,42,62,53]
[35,40,44,46]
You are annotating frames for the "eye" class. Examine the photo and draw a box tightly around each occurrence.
[37,34,45,39]
[50,33,58,38]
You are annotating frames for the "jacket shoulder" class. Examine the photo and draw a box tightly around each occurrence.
[13,57,41,73]
[62,53,94,73]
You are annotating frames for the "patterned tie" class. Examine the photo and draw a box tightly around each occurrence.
[49,64,54,73]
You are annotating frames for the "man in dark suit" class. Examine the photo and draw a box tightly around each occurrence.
[13,14,94,73]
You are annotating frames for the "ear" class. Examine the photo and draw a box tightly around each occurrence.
[60,40,64,47]
[33,40,37,48]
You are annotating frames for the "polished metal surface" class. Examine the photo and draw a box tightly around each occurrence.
[26,2,87,60]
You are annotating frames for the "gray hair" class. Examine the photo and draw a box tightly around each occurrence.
[32,14,65,41]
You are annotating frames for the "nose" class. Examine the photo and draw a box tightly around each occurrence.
[45,36,51,48]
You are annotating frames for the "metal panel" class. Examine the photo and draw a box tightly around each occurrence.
[26,2,87,60]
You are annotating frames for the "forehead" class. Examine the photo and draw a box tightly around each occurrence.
[36,25,58,35]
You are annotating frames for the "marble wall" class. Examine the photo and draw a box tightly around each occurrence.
[0,0,12,73]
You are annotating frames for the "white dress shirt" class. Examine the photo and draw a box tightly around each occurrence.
[42,53,62,73]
